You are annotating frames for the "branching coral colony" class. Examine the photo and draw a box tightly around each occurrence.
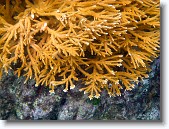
[0,0,160,99]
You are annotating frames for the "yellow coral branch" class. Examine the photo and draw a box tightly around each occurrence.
[0,0,160,99]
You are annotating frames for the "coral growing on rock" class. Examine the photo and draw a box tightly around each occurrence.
[0,0,160,99]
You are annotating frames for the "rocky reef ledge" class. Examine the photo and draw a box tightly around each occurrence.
[0,57,160,120]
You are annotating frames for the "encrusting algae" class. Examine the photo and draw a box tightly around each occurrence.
[0,0,160,100]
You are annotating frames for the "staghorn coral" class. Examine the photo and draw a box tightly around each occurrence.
[0,0,160,100]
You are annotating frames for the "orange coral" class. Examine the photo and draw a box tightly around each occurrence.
[0,0,160,99]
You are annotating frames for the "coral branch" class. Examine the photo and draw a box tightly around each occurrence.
[0,0,160,99]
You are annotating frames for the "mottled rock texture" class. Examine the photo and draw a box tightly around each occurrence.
[0,57,160,120]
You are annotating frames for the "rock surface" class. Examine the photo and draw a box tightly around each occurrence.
[0,57,160,120]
